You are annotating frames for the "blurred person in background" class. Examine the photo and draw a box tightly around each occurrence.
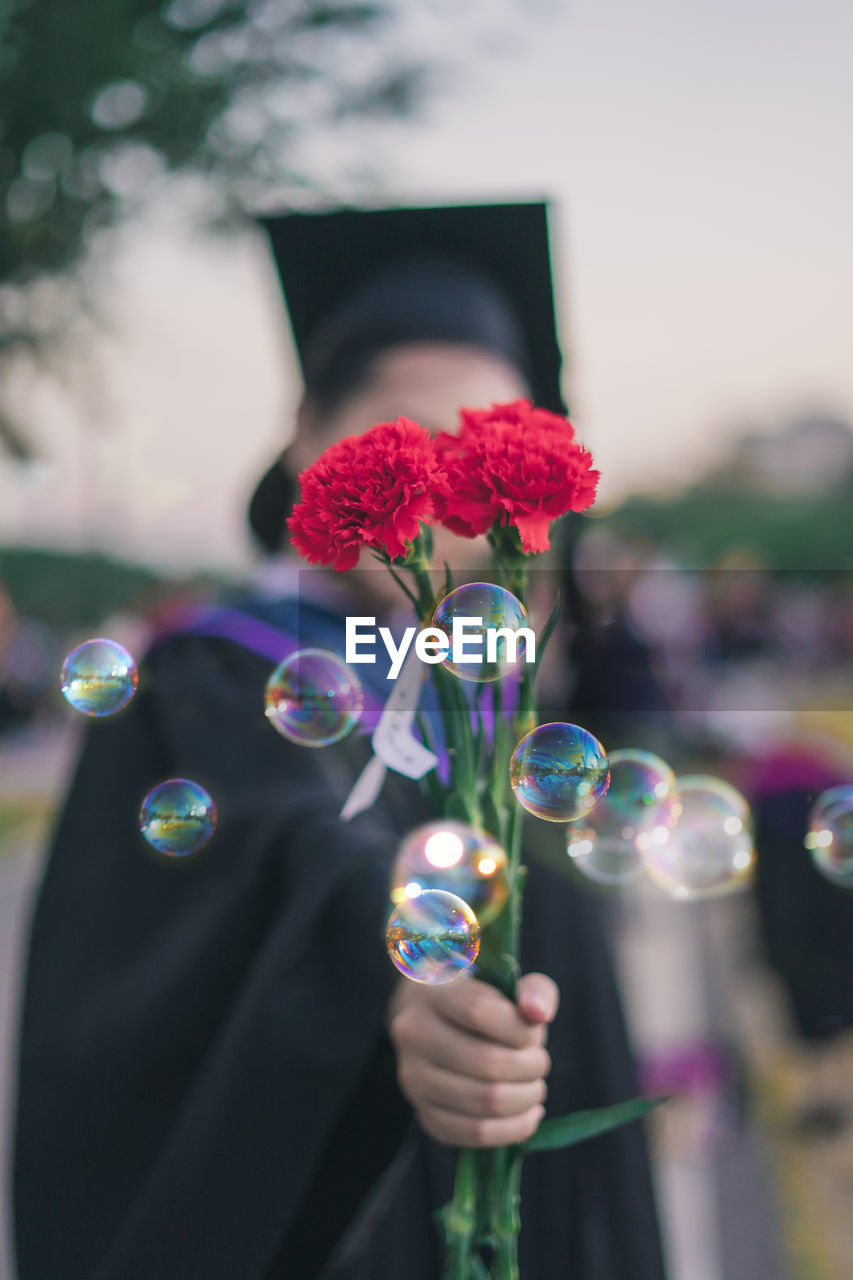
[13,203,666,1280]
[0,579,57,735]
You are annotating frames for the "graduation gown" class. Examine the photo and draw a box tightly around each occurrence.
[13,598,666,1280]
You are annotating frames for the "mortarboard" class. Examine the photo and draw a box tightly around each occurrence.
[249,201,566,551]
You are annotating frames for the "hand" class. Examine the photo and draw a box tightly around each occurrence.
[387,972,559,1148]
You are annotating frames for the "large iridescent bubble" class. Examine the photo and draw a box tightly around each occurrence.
[643,774,755,900]
[431,582,530,683]
[139,778,218,858]
[60,638,138,717]
[805,785,853,884]
[509,722,609,822]
[390,820,509,925]
[265,649,364,746]
[386,888,480,984]
[567,748,678,885]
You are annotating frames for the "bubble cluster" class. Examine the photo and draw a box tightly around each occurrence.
[139,779,218,858]
[390,820,509,925]
[509,722,609,822]
[643,774,755,900]
[386,889,480,984]
[60,638,138,717]
[567,748,678,885]
[264,649,364,747]
[431,582,530,683]
[805,785,853,884]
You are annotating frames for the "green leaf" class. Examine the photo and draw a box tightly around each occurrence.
[444,791,471,822]
[519,1096,669,1155]
[531,591,563,670]
[479,788,507,845]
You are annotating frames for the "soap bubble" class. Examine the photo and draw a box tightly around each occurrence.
[390,820,509,925]
[805,786,853,884]
[567,748,678,885]
[265,649,363,746]
[139,778,217,858]
[509,722,609,822]
[643,774,755,900]
[386,889,480,984]
[431,582,530,683]
[60,638,138,717]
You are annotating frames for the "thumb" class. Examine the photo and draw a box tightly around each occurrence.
[516,972,560,1025]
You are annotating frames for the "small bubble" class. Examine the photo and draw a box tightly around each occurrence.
[432,582,529,683]
[265,649,363,747]
[510,722,609,823]
[386,889,480,984]
[60,638,138,717]
[643,775,755,900]
[139,778,217,858]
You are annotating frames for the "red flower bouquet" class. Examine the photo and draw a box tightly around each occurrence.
[287,401,662,1280]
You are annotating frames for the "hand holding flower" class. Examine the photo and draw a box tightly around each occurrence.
[387,972,559,1148]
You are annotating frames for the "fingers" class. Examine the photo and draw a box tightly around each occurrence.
[516,972,560,1026]
[399,1055,547,1119]
[414,1101,546,1149]
[387,973,560,1149]
[393,998,552,1084]
[437,976,551,1049]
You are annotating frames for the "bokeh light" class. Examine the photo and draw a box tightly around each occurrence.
[264,648,364,746]
[139,778,217,858]
[567,748,678,885]
[386,889,480,984]
[643,774,755,900]
[390,820,509,925]
[805,786,853,884]
[509,722,609,822]
[60,637,138,717]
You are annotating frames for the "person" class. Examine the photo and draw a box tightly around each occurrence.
[13,203,667,1279]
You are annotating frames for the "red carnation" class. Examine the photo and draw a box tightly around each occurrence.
[435,399,599,554]
[288,417,448,571]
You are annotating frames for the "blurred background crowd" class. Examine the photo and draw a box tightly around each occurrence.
[1,2,851,1279]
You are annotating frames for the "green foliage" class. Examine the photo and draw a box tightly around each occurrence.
[0,0,424,288]
[605,485,853,574]
[0,545,175,629]
[0,0,432,461]
[518,1095,668,1156]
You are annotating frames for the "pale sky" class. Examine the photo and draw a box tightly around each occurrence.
[5,0,853,573]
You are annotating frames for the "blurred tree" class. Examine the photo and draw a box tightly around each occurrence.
[0,544,182,630]
[605,484,853,574]
[0,0,432,457]
[1,0,427,283]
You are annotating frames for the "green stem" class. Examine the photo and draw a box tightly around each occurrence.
[491,1155,522,1280]
[431,552,544,1279]
[445,1148,478,1280]
[410,565,439,624]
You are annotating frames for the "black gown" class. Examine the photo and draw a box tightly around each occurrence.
[13,598,666,1280]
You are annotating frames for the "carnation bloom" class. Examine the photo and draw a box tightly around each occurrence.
[435,399,599,554]
[288,417,448,571]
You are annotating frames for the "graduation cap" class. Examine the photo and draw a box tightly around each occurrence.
[249,201,566,551]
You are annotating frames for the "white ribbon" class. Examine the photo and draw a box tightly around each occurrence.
[339,645,438,821]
